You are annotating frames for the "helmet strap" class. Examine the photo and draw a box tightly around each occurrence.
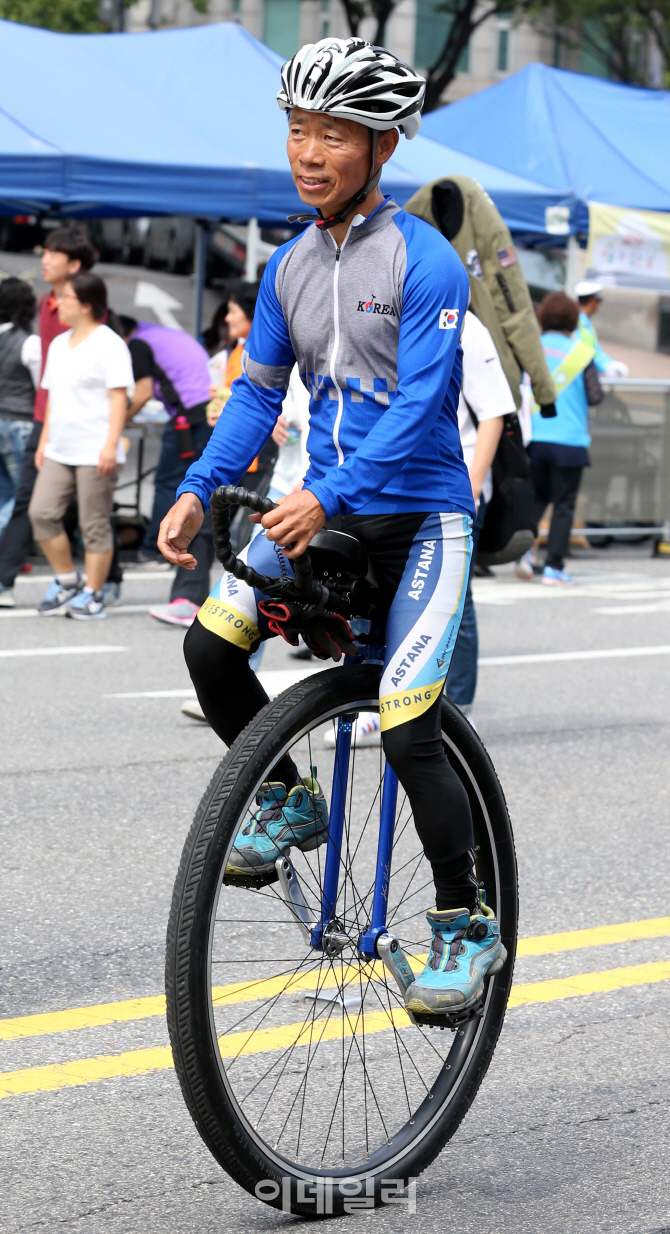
[287,131,382,230]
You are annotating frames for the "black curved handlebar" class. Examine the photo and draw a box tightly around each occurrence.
[210,485,328,607]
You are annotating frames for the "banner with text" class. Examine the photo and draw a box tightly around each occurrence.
[586,202,670,292]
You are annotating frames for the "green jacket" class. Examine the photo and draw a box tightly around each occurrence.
[403,176,556,410]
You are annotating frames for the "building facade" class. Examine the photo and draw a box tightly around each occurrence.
[126,0,651,104]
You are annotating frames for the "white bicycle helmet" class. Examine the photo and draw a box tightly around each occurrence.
[280,39,425,228]
[278,38,425,139]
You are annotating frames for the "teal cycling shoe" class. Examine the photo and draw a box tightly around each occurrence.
[404,902,506,1016]
[226,774,329,879]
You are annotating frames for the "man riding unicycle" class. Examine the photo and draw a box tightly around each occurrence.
[158,38,505,1017]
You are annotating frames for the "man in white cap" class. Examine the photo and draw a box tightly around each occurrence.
[574,280,628,377]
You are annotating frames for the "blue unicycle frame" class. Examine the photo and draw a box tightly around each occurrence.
[310,636,398,961]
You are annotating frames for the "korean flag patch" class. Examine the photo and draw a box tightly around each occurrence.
[439,308,459,330]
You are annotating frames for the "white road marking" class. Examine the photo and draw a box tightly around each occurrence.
[13,570,173,586]
[0,605,153,619]
[134,281,184,331]
[105,648,670,700]
[0,646,127,660]
[594,601,670,615]
[480,645,670,667]
[106,688,194,699]
[106,667,325,700]
[473,579,670,607]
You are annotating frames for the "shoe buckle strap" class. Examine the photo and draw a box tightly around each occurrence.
[445,929,467,972]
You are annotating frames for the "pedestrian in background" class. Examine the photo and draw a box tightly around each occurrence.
[207,282,283,552]
[29,273,133,619]
[574,280,629,377]
[445,310,513,722]
[0,278,41,534]
[202,300,230,390]
[206,282,259,427]
[0,225,96,608]
[523,291,603,587]
[119,315,214,627]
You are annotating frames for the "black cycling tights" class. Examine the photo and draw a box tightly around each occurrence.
[185,620,477,911]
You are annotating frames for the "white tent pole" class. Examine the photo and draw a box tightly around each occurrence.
[192,220,208,339]
[245,217,259,282]
[564,234,581,296]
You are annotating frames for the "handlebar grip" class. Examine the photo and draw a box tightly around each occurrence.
[216,484,278,518]
[209,485,326,605]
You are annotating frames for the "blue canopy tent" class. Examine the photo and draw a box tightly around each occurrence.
[421,62,670,227]
[389,131,564,235]
[0,19,562,229]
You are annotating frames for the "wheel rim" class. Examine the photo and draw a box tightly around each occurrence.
[203,691,504,1178]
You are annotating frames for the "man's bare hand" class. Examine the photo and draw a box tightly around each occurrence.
[158,493,204,569]
[251,489,326,558]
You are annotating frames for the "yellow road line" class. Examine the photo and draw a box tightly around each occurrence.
[0,1008,409,1100]
[515,916,670,958]
[0,960,669,1102]
[508,958,670,1007]
[0,995,168,1043]
[0,1046,174,1099]
[1,916,668,1043]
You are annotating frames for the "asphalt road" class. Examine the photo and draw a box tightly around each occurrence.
[1,547,669,1233]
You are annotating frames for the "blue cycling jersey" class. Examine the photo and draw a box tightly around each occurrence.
[178,197,475,521]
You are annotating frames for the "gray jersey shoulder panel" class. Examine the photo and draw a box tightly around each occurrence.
[273,202,408,403]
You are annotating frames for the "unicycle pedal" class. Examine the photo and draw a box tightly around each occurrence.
[223,868,279,890]
[411,996,485,1031]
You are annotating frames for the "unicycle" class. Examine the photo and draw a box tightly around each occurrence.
[165,487,518,1217]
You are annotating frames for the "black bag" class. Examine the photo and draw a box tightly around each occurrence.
[583,360,603,407]
[467,403,536,567]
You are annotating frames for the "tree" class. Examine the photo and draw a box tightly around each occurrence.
[341,0,669,114]
[340,0,365,37]
[338,0,540,112]
[0,0,104,31]
[369,0,396,44]
[540,0,670,85]
[0,0,212,31]
[339,0,403,50]
[639,0,670,81]
[421,0,539,111]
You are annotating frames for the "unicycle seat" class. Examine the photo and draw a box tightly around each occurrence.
[307,529,369,583]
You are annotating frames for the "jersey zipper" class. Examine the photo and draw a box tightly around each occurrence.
[329,235,350,467]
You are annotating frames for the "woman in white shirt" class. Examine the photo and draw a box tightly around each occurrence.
[29,272,133,620]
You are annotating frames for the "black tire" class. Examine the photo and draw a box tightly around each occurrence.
[166,663,517,1217]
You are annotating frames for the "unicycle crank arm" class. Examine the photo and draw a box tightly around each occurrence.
[375,933,417,1025]
[275,856,316,944]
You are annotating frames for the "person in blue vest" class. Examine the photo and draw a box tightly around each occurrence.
[527,291,603,586]
[574,280,628,377]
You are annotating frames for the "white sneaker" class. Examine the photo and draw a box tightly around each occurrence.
[0,585,15,608]
[66,588,106,620]
[323,712,381,748]
[181,698,208,723]
[514,550,534,581]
